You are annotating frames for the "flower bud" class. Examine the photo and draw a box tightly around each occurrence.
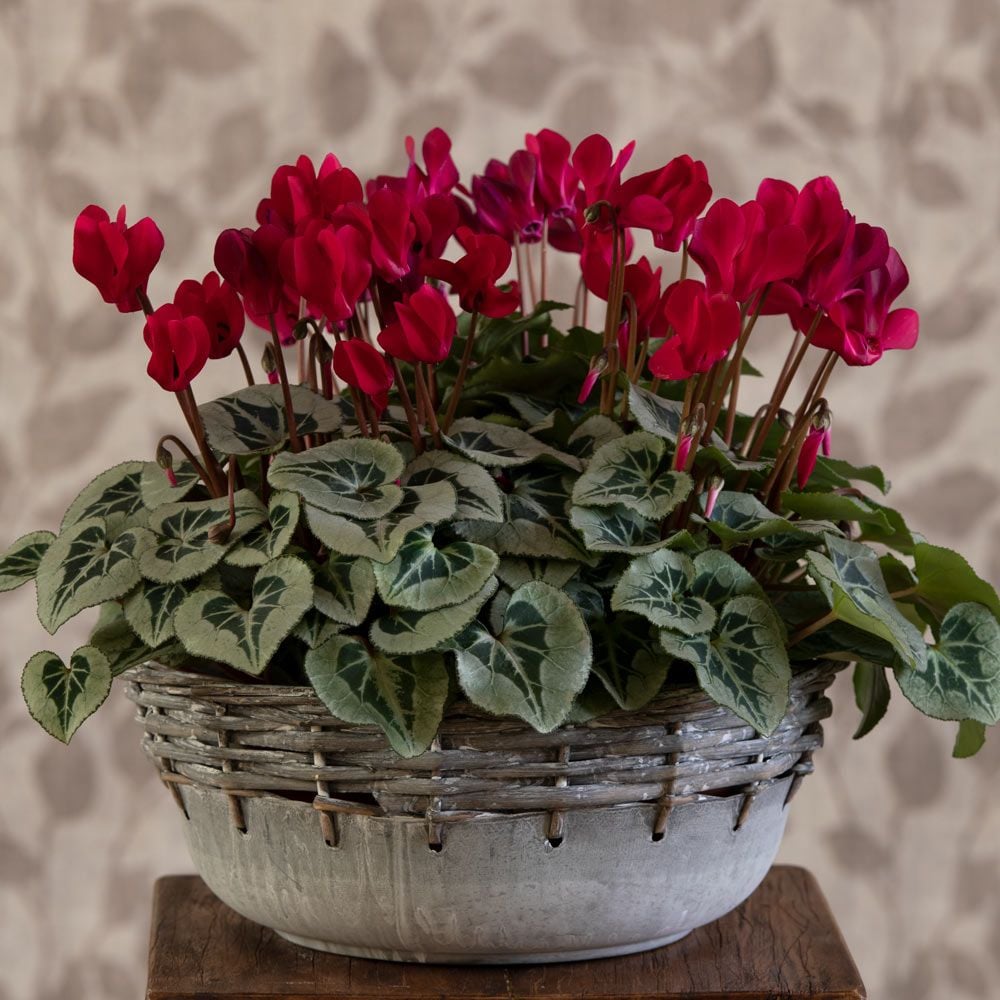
[704,475,725,519]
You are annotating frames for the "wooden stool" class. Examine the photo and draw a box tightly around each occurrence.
[146,865,865,999]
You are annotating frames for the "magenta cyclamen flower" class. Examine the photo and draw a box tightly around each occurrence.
[472,151,544,244]
[797,423,832,489]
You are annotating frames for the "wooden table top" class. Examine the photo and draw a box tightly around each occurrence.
[146,865,865,999]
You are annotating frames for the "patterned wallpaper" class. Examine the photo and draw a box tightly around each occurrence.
[1,0,998,997]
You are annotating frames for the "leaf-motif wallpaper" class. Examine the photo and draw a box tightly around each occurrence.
[1,0,998,996]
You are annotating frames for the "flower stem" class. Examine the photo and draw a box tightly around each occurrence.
[441,311,479,432]
[416,364,443,447]
[155,434,211,489]
[176,387,226,497]
[390,358,424,454]
[235,343,256,386]
[268,316,302,453]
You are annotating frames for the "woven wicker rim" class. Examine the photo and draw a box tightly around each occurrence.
[127,661,837,847]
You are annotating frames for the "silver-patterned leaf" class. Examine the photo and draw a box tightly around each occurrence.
[173,556,313,675]
[269,438,404,520]
[611,549,716,634]
[140,460,201,510]
[628,384,684,441]
[806,534,927,671]
[224,491,301,567]
[139,490,267,583]
[453,581,592,732]
[199,383,343,455]
[689,549,767,609]
[570,502,669,554]
[457,469,592,562]
[0,530,55,593]
[660,594,791,735]
[123,577,197,647]
[373,525,499,611]
[444,417,582,471]
[313,552,376,626]
[898,602,1000,724]
[702,491,838,546]
[567,414,625,457]
[403,450,504,523]
[370,577,499,655]
[36,518,150,633]
[293,608,346,649]
[572,432,690,519]
[305,635,449,757]
[21,646,112,743]
[61,461,147,531]
[303,481,456,563]
[590,615,669,710]
[89,603,157,676]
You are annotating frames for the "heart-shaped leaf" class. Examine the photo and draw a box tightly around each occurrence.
[495,558,580,590]
[124,577,197,647]
[445,417,582,470]
[373,525,499,611]
[590,615,669,710]
[370,577,498,655]
[567,414,625,457]
[173,555,313,675]
[139,490,267,583]
[269,438,405,520]
[898,602,1000,724]
[702,491,839,546]
[36,518,149,633]
[611,549,716,634]
[313,551,375,625]
[457,470,592,562]
[304,481,456,563]
[661,594,791,735]
[293,608,346,649]
[305,635,449,757]
[780,491,892,531]
[140,459,201,510]
[628,384,685,441]
[225,491,300,567]
[0,530,55,593]
[570,502,670,554]
[90,603,158,676]
[452,580,592,731]
[199,383,342,455]
[912,543,1000,620]
[21,646,112,743]
[806,535,927,671]
[572,432,691,519]
[689,549,768,609]
[61,461,148,531]
[403,450,504,523]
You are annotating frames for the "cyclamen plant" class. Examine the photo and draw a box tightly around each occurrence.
[4,128,999,759]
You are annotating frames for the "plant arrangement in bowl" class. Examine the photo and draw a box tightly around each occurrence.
[4,127,999,964]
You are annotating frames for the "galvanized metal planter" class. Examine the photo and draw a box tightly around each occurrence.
[126,662,835,964]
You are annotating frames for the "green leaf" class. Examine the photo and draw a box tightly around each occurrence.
[140,460,201,510]
[472,301,570,358]
[701,491,839,546]
[689,549,767,610]
[452,580,592,732]
[269,439,405,520]
[444,417,582,471]
[590,615,669,710]
[457,470,592,562]
[912,543,1000,620]
[293,608,345,649]
[570,502,670,554]
[21,646,112,743]
[224,491,301,567]
[953,719,987,759]
[36,518,149,633]
[611,549,716,635]
[564,579,605,622]
[809,456,890,494]
[89,603,158,675]
[61,461,148,531]
[780,491,892,531]
[495,558,580,590]
[852,661,891,738]
[370,577,498,655]
[139,491,267,584]
[628,384,685,441]
[173,556,313,675]
[313,553,376,626]
[123,578,196,648]
[572,432,691,519]
[567,414,625,458]
[305,636,448,757]
[0,530,55,593]
[661,595,791,735]
[403,450,504,523]
[898,602,1000,724]
[373,525,499,611]
[806,535,927,671]
[304,481,456,563]
[199,383,343,455]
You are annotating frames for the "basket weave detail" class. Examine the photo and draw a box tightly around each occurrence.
[126,662,836,847]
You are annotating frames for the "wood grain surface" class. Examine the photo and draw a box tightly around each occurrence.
[146,865,866,999]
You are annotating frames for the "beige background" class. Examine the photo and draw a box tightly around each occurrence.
[1,0,999,996]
